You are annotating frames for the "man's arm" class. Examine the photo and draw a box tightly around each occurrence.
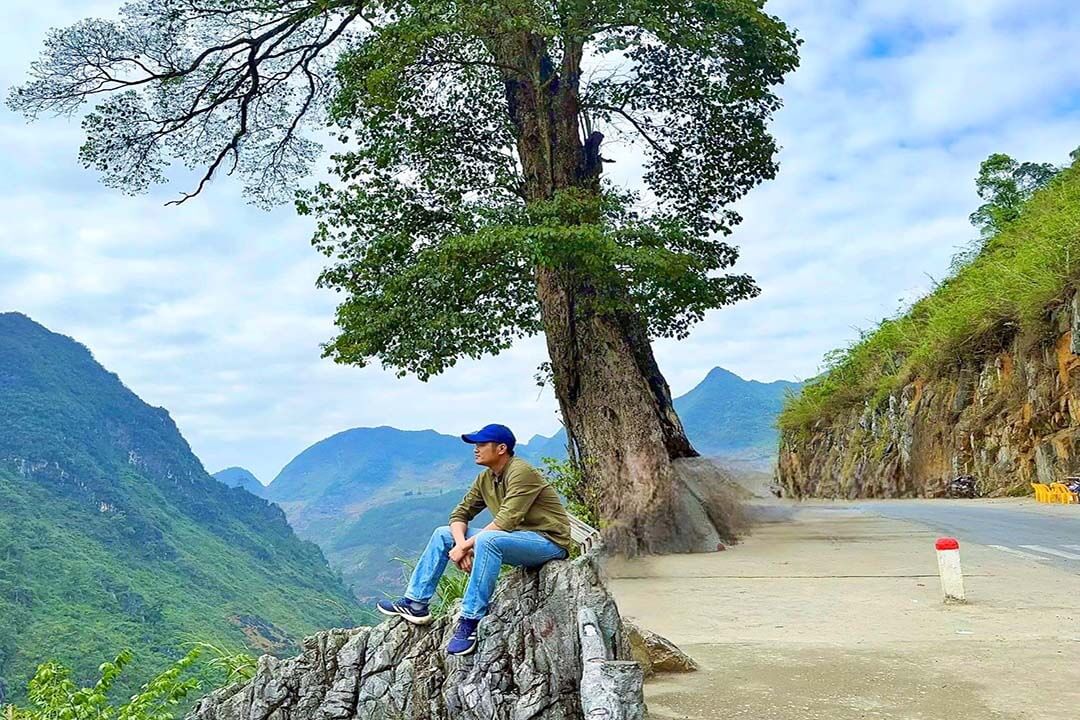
[449,477,486,532]
[454,467,546,552]
[448,477,488,564]
[458,519,502,550]
[453,518,501,573]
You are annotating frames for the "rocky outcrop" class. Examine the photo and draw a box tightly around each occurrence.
[187,554,632,720]
[603,457,747,555]
[779,299,1080,498]
[578,608,646,720]
[624,619,698,676]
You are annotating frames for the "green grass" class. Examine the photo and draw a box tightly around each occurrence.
[779,161,1080,437]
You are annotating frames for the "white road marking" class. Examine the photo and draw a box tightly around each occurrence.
[1019,544,1080,560]
[988,545,1045,561]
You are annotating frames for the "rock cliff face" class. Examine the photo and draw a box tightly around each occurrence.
[778,297,1080,498]
[187,555,631,720]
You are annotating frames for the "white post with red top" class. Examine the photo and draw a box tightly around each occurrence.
[935,537,965,603]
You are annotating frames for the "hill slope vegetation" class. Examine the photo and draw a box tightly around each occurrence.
[0,314,359,703]
[778,160,1080,497]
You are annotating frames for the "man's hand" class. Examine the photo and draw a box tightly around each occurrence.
[448,543,470,566]
[449,544,474,573]
[449,546,475,574]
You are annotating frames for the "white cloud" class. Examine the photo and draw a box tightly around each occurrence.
[1,0,1078,481]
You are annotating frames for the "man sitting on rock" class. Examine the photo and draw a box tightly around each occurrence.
[377,423,572,656]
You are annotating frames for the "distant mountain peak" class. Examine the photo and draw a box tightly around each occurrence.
[699,366,797,388]
[215,465,260,479]
[705,366,742,380]
[674,367,803,456]
[213,466,264,496]
[264,424,476,504]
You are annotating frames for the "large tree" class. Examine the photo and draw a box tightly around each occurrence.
[10,0,799,553]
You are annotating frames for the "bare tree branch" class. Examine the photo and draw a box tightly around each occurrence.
[8,0,370,205]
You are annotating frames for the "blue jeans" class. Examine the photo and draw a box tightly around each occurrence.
[405,525,567,619]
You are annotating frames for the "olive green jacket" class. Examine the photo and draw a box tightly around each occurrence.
[449,456,572,550]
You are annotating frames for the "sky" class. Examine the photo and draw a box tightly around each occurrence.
[1,1,1078,484]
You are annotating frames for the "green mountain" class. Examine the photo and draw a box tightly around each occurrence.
[262,427,483,598]
[676,367,802,458]
[0,313,360,704]
[212,466,264,496]
[264,427,478,534]
[260,366,795,600]
[520,367,801,467]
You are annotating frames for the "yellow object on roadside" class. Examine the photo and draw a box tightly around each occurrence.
[1050,483,1077,504]
[1034,481,1080,504]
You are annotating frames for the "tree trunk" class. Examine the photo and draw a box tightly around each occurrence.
[488,31,718,554]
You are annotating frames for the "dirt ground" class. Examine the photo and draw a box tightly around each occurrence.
[606,504,1080,720]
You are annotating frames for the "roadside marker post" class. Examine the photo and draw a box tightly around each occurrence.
[935,537,966,603]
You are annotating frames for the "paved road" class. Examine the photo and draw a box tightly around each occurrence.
[848,500,1080,572]
[612,503,1080,719]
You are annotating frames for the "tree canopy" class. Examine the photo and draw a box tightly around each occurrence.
[10,0,800,380]
[303,0,799,378]
[969,152,1064,238]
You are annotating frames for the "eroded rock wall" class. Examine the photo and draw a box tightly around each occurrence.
[779,300,1080,498]
[187,554,630,720]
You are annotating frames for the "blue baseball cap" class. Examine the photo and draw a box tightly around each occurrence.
[461,424,516,451]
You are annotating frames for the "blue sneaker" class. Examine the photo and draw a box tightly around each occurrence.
[447,617,480,656]
[376,597,432,625]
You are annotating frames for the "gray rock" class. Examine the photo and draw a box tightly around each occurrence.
[579,661,644,720]
[187,555,630,720]
[579,608,645,720]
[1072,293,1080,355]
[623,618,698,675]
[669,457,746,552]
[1034,441,1058,484]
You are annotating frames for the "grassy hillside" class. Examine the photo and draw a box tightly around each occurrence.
[780,161,1080,437]
[0,314,362,704]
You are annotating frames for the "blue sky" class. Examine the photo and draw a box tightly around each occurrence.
[1,0,1078,483]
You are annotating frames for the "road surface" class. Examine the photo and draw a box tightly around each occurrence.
[607,500,1080,720]
[847,499,1080,572]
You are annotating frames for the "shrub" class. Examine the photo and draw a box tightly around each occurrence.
[18,649,201,720]
[541,456,599,528]
[11,643,259,720]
